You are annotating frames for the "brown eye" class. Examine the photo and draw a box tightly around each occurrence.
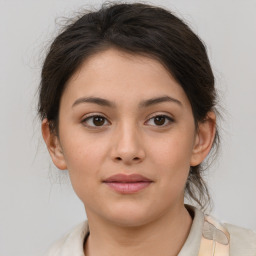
[93,116,105,126]
[154,116,166,125]
[146,115,174,127]
[82,115,109,128]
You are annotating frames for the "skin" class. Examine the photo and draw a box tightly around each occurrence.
[42,48,216,256]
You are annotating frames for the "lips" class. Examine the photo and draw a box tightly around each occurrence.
[103,174,153,193]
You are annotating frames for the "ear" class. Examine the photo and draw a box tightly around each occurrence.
[190,112,216,166]
[41,118,67,170]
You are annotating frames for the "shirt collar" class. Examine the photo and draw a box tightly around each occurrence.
[55,205,204,256]
[178,205,205,256]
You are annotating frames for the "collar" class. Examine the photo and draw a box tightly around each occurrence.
[51,205,229,256]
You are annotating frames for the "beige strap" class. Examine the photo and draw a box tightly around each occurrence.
[198,215,230,256]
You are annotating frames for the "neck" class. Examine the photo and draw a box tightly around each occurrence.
[84,204,192,256]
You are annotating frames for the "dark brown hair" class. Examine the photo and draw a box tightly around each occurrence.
[38,2,219,209]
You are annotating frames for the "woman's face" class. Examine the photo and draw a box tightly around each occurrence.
[46,48,210,227]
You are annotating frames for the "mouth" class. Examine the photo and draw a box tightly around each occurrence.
[103,173,153,194]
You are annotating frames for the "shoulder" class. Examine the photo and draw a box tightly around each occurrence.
[223,223,256,256]
[43,221,89,256]
[186,205,256,256]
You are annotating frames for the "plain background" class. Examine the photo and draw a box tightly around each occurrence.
[0,0,255,255]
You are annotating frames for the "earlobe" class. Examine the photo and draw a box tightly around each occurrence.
[41,118,67,170]
[190,112,216,166]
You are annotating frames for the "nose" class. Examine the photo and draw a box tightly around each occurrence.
[110,123,146,165]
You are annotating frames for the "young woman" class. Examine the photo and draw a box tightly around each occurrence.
[39,2,256,256]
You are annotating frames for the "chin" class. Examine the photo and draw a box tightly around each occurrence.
[100,202,162,228]
[108,214,152,228]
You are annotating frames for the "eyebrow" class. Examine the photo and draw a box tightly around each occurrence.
[72,95,182,108]
[72,97,116,108]
[139,96,182,108]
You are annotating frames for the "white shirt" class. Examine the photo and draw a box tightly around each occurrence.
[44,205,256,256]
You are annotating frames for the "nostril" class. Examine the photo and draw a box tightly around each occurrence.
[115,156,140,161]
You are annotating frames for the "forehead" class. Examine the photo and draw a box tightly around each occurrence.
[62,48,191,109]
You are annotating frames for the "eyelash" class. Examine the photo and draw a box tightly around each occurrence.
[81,114,174,128]
[81,115,110,128]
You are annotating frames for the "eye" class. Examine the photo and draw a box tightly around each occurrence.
[82,115,110,128]
[146,115,174,127]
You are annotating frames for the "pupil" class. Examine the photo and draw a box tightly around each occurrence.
[93,117,104,126]
[154,116,165,125]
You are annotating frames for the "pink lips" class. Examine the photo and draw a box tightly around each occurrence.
[103,174,153,194]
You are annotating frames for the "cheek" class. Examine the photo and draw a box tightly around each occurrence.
[147,128,195,186]
[61,125,108,167]
[150,132,194,167]
[60,130,109,196]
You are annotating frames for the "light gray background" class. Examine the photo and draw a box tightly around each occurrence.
[0,0,255,255]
